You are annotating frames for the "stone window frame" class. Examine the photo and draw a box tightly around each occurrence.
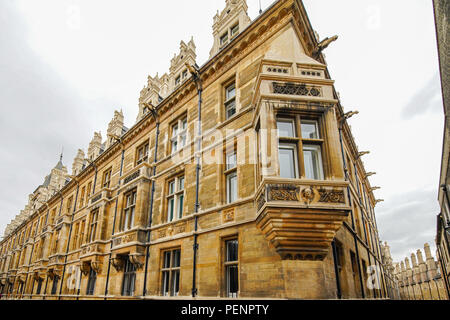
[121,255,137,296]
[221,234,239,298]
[86,267,97,296]
[222,75,237,122]
[102,167,113,189]
[275,112,326,180]
[88,208,99,243]
[120,189,137,232]
[160,247,181,297]
[165,174,185,223]
[223,140,238,204]
[135,141,149,166]
[169,115,188,156]
[79,185,86,209]
[220,20,240,49]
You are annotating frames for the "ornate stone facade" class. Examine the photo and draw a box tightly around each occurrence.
[1,0,390,300]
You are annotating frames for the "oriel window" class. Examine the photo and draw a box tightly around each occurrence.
[225,239,239,298]
[167,176,185,222]
[122,190,137,231]
[277,116,324,180]
[161,249,181,296]
[225,82,236,119]
[122,257,136,296]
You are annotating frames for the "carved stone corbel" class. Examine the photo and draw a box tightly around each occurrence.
[91,260,102,273]
[79,261,91,276]
[111,256,124,272]
[129,254,145,270]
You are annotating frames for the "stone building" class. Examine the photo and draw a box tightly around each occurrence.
[389,243,448,300]
[0,0,390,299]
[434,0,450,299]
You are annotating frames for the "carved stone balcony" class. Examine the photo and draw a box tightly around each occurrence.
[111,229,147,267]
[119,164,152,192]
[256,178,350,261]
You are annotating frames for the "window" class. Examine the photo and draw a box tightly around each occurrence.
[79,219,86,248]
[88,209,99,243]
[225,150,238,204]
[52,231,60,255]
[167,176,185,222]
[225,82,236,119]
[122,256,136,296]
[220,32,229,47]
[230,24,239,38]
[72,222,79,250]
[171,117,188,154]
[182,69,188,80]
[79,186,86,208]
[277,116,324,180]
[175,75,181,86]
[136,142,149,165]
[86,267,97,295]
[161,249,181,296]
[225,239,239,298]
[51,275,59,295]
[86,181,93,199]
[66,196,73,214]
[122,190,136,231]
[102,168,112,189]
[278,143,298,179]
[36,278,43,295]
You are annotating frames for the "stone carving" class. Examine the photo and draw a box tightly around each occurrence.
[223,208,235,223]
[111,256,124,272]
[272,82,322,97]
[129,254,145,270]
[257,192,266,211]
[318,189,345,204]
[267,184,299,201]
[301,187,315,204]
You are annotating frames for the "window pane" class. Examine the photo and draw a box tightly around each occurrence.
[162,271,169,296]
[226,152,237,170]
[182,118,187,130]
[169,181,175,194]
[172,270,180,296]
[226,240,238,262]
[231,24,239,37]
[303,145,323,180]
[227,172,237,203]
[278,145,297,179]
[226,100,236,119]
[277,119,295,137]
[178,194,184,219]
[173,249,181,268]
[227,265,239,297]
[301,121,319,139]
[179,177,185,190]
[226,84,236,100]
[168,198,174,221]
[164,251,171,268]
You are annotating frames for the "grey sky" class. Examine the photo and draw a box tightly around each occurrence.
[0,0,444,263]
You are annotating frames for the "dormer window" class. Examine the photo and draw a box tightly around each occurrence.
[175,76,181,86]
[220,33,229,47]
[230,24,239,39]
[182,70,188,79]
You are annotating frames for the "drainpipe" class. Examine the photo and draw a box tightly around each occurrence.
[142,107,160,298]
[187,63,202,298]
[104,138,125,300]
[331,240,342,299]
[338,114,365,299]
[58,179,80,299]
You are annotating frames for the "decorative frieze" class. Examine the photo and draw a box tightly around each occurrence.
[272,82,322,97]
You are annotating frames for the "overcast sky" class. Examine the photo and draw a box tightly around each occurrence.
[0,0,444,263]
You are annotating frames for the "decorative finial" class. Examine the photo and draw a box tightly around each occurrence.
[259,0,262,14]
[60,147,64,162]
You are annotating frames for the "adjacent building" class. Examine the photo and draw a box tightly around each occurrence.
[0,0,389,299]
[434,0,450,299]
